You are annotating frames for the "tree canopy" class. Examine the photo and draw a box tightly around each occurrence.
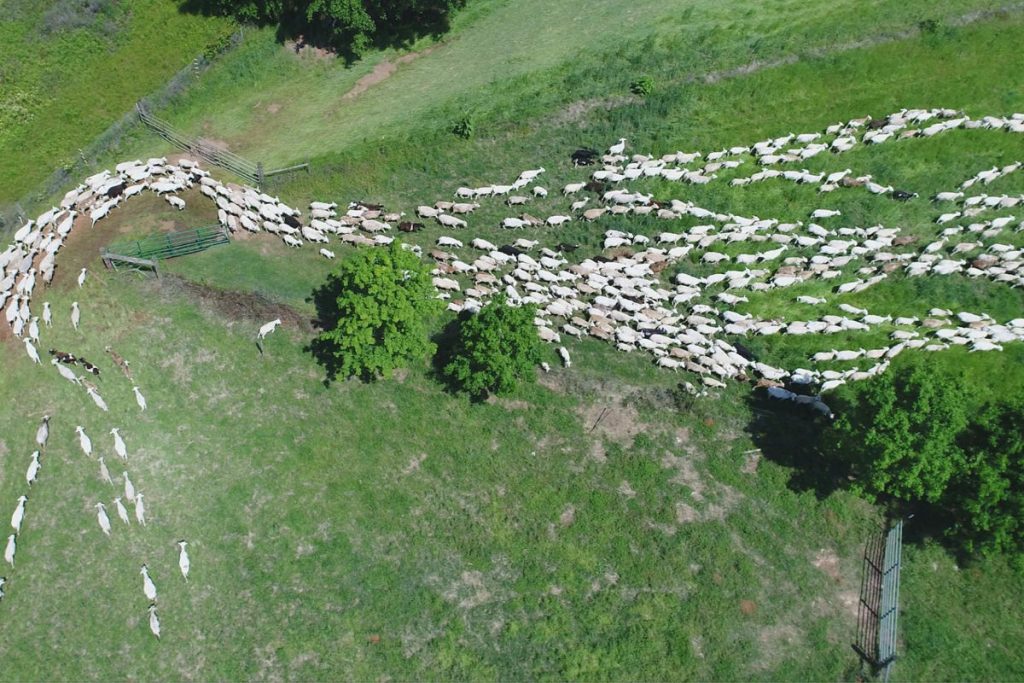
[442,295,542,399]
[828,358,1024,561]
[311,241,440,381]
[196,0,465,57]
[832,361,968,503]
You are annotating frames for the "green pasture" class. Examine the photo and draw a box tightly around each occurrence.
[1,0,1024,680]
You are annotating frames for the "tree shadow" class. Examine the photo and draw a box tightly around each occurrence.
[305,273,344,385]
[429,313,478,398]
[177,1,456,65]
[743,392,847,499]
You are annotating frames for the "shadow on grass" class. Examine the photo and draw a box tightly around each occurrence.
[744,392,968,560]
[178,0,456,65]
[428,314,464,392]
[743,392,847,499]
[305,273,345,385]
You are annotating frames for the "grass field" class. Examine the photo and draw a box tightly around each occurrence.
[2,0,1024,680]
[0,0,234,203]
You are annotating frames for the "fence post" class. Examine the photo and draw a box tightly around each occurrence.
[257,162,265,189]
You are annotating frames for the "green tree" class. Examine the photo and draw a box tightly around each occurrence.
[831,360,968,502]
[198,0,465,57]
[311,241,440,381]
[947,399,1024,558]
[443,294,542,399]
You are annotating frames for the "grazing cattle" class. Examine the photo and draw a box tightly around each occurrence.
[891,189,917,201]
[398,221,425,233]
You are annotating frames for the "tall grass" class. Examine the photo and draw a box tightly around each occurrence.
[0,0,235,203]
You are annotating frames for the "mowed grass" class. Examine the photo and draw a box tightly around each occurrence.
[0,0,234,203]
[3,1,1024,680]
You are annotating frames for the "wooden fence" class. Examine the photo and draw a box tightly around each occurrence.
[136,103,312,188]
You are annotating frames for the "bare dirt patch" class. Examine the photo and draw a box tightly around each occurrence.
[812,548,843,583]
[577,402,644,446]
[143,275,313,333]
[661,450,742,523]
[487,395,529,410]
[741,448,762,475]
[739,599,758,616]
[559,504,576,527]
[549,94,640,127]
[266,102,282,115]
[196,131,230,151]
[340,47,438,102]
[402,453,428,475]
[284,40,336,60]
[811,547,861,619]
[754,623,803,671]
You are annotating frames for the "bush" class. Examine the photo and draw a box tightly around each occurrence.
[200,0,466,57]
[452,113,474,139]
[310,241,440,381]
[832,360,968,503]
[947,399,1024,558]
[442,295,542,399]
[630,75,655,96]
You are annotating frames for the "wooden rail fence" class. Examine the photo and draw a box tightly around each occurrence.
[135,102,310,188]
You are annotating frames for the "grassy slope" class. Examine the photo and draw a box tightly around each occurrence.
[2,2,1024,681]
[0,0,234,202]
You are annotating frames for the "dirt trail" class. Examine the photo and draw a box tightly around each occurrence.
[340,46,440,102]
[146,275,313,333]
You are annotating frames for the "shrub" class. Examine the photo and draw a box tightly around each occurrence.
[202,0,466,57]
[630,75,655,96]
[947,399,1024,558]
[452,113,474,139]
[310,241,440,381]
[832,360,968,502]
[442,295,542,399]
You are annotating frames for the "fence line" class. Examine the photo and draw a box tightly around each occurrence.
[136,103,262,185]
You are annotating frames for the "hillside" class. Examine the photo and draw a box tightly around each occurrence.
[0,0,234,205]
[1,1,1023,680]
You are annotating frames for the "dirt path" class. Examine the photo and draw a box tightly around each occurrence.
[340,46,440,102]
